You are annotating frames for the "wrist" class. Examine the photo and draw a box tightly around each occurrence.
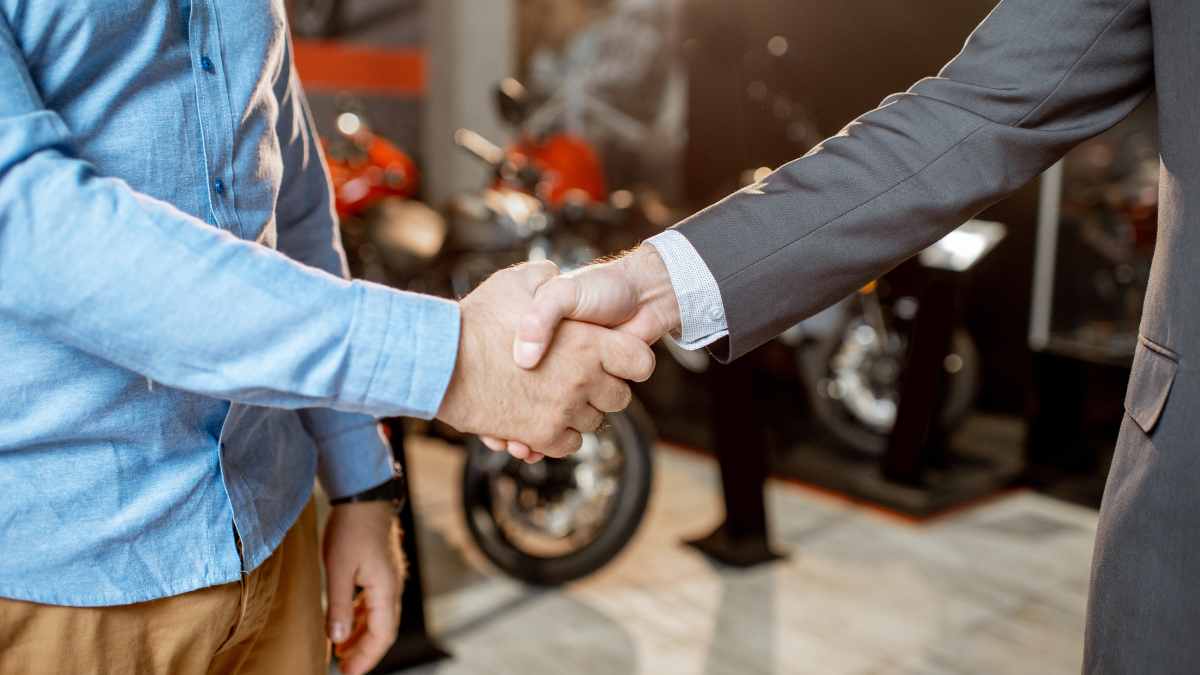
[331,499,394,518]
[329,470,407,515]
[437,301,476,430]
[621,244,681,336]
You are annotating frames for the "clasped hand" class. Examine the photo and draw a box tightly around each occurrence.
[436,247,679,462]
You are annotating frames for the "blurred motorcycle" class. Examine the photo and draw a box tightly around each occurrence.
[445,81,656,586]
[779,280,981,457]
[324,100,652,583]
[322,108,448,285]
[326,87,656,586]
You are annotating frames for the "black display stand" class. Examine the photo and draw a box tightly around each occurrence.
[880,271,957,486]
[368,420,452,674]
[684,356,785,567]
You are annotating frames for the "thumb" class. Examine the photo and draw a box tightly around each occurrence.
[513,276,581,369]
[615,310,672,345]
[325,554,357,644]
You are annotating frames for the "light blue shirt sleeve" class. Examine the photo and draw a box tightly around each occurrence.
[303,409,395,499]
[272,36,395,498]
[644,229,729,349]
[0,18,459,425]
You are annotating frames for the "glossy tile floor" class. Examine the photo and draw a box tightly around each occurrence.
[388,438,1097,675]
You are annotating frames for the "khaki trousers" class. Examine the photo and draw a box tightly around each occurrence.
[0,500,326,675]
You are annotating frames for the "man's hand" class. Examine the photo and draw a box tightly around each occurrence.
[512,245,681,369]
[323,501,404,675]
[436,261,656,458]
[476,246,679,461]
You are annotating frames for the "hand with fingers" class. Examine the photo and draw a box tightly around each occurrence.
[322,501,405,675]
[479,245,682,461]
[435,261,658,460]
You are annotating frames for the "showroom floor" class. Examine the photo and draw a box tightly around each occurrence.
[382,438,1097,675]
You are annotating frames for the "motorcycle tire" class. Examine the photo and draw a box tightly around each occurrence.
[800,327,980,457]
[460,401,655,586]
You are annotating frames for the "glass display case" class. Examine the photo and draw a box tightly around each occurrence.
[1030,100,1159,365]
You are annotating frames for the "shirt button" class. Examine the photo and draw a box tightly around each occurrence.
[213,178,225,195]
[707,305,725,322]
[200,56,215,74]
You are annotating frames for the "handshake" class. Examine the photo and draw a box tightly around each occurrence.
[436,245,681,463]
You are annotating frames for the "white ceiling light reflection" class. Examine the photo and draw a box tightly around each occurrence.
[767,35,789,57]
[336,112,362,136]
[918,219,1006,272]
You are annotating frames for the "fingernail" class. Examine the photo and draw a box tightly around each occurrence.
[514,341,542,368]
[331,621,349,643]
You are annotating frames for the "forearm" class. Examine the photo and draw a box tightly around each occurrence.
[674,0,1152,361]
[0,9,460,417]
[0,142,458,417]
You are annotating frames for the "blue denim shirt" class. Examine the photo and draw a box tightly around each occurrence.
[0,1,460,606]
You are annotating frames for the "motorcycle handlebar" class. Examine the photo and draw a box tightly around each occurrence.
[454,127,544,193]
[453,128,505,168]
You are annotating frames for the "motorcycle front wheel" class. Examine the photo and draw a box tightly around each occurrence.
[800,321,980,457]
[461,402,654,586]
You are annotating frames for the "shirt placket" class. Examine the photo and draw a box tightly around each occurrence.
[184,0,248,575]
[187,0,243,238]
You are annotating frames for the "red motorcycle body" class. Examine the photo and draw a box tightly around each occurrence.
[507,133,607,206]
[325,133,419,220]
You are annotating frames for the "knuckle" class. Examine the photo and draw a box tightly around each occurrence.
[581,334,599,355]
[527,260,559,284]
[571,377,589,395]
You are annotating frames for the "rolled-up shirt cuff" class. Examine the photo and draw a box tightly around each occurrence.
[644,229,729,350]
[350,280,461,419]
[307,410,395,500]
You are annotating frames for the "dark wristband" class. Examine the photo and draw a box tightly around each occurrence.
[329,464,407,514]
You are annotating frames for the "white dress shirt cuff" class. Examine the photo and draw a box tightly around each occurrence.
[644,229,729,350]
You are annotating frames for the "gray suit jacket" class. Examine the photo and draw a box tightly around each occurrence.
[674,0,1199,671]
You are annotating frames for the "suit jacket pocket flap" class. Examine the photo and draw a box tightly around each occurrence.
[1125,338,1178,434]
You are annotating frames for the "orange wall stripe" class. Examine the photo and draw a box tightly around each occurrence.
[293,39,425,96]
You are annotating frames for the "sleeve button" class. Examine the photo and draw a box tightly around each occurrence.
[200,56,215,74]
[213,178,225,195]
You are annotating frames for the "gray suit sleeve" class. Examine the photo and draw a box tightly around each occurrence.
[674,0,1153,361]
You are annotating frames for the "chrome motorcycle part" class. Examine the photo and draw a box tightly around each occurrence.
[800,302,980,457]
[461,405,654,586]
